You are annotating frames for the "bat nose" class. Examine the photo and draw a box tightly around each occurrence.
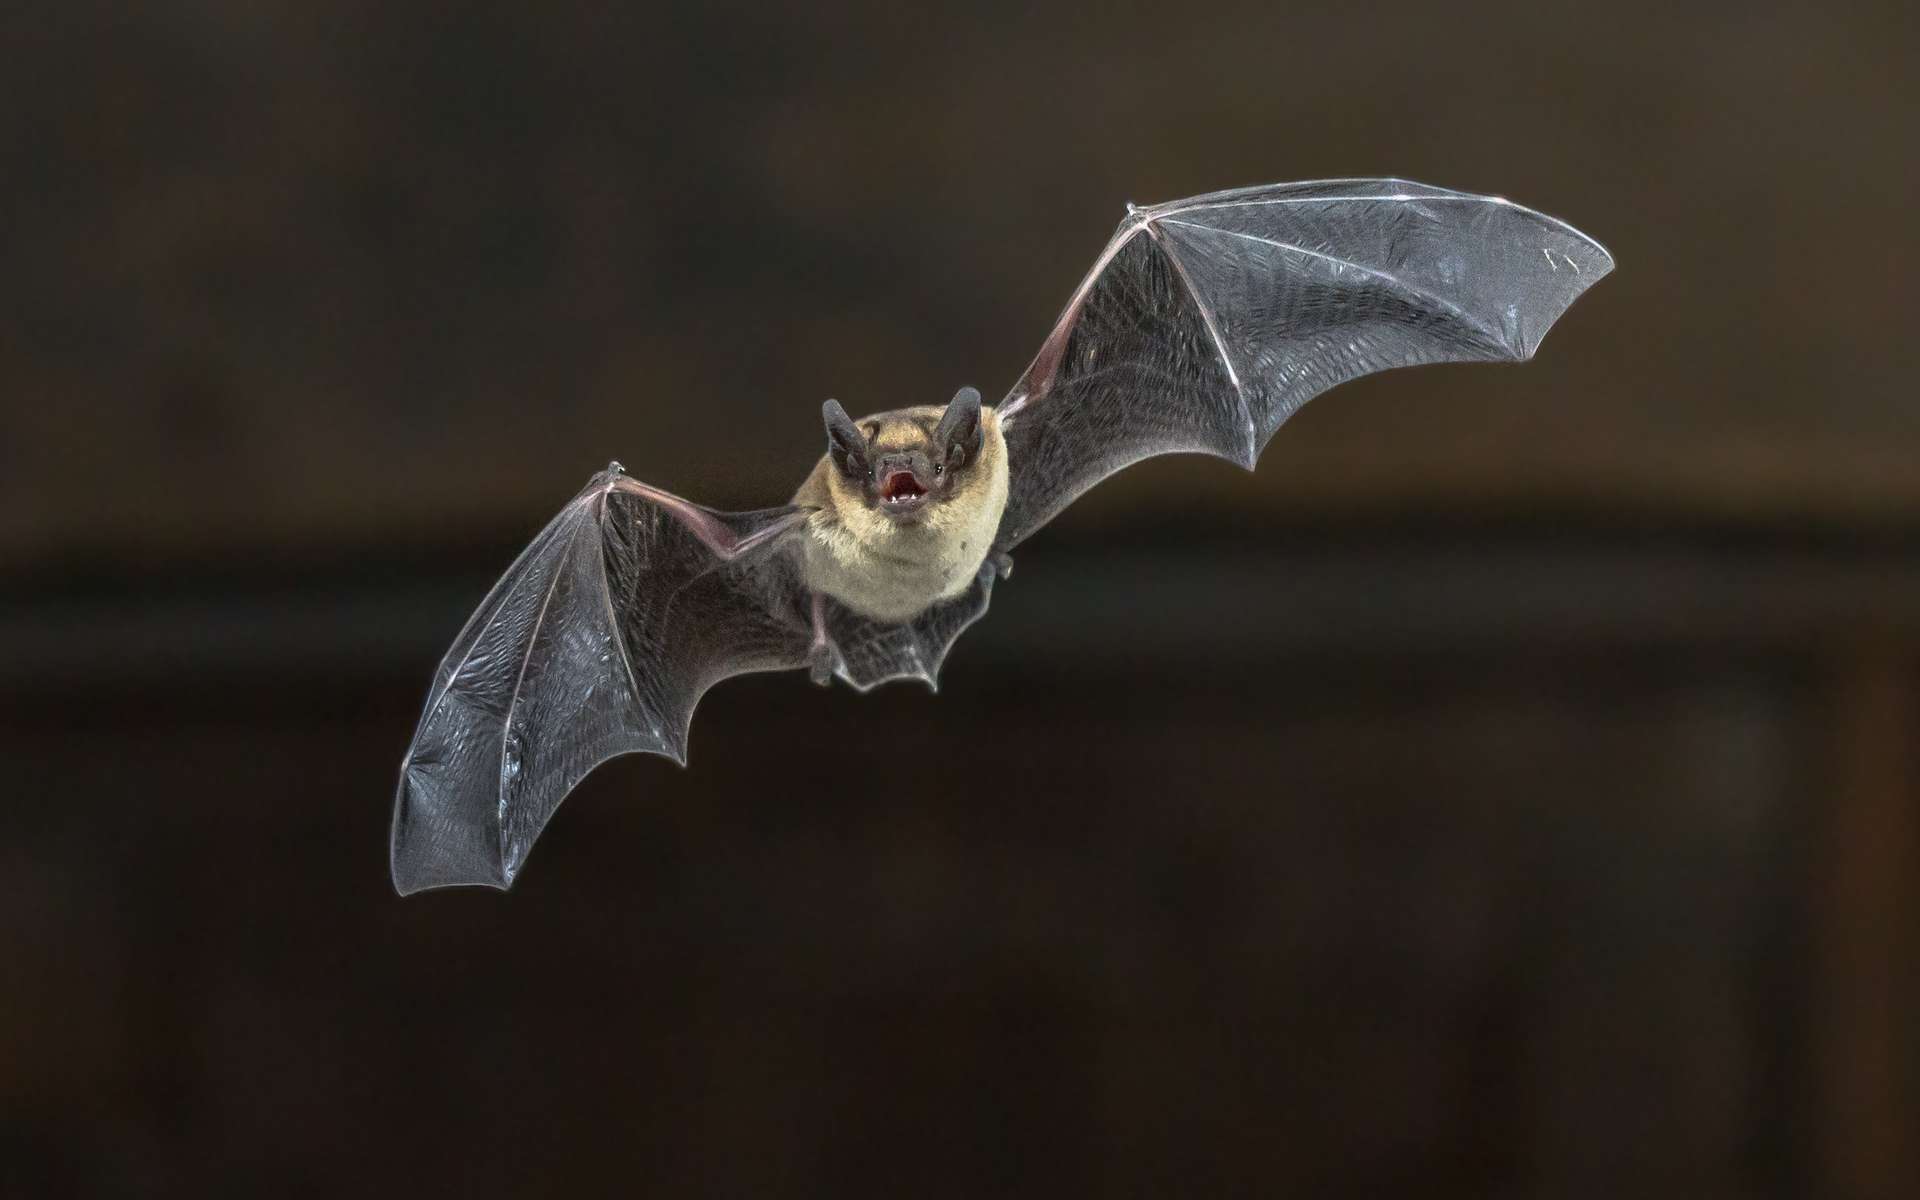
[878,452,927,479]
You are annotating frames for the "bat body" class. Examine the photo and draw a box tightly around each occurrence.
[392,178,1613,894]
[792,400,1010,629]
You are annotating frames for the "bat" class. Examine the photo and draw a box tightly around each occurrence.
[390,178,1613,894]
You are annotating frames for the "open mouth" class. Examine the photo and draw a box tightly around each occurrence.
[879,468,929,512]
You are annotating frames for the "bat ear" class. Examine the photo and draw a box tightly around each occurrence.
[936,386,983,468]
[823,399,869,478]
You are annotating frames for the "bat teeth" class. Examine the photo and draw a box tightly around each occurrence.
[881,469,928,503]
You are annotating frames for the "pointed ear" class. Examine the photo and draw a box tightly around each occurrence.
[822,399,868,477]
[935,386,983,468]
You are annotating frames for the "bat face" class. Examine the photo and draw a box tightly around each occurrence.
[798,388,1011,627]
[822,388,985,526]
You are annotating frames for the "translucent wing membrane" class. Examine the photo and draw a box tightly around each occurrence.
[995,178,1613,548]
[829,565,998,692]
[391,466,997,894]
[390,467,810,894]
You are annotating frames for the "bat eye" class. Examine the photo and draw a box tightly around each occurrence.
[934,463,944,476]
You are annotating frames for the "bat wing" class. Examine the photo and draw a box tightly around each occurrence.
[391,463,994,894]
[993,178,1614,548]
[391,463,816,894]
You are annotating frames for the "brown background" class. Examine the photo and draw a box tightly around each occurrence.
[3,1,1916,1196]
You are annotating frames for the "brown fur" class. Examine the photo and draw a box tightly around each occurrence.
[793,405,1009,623]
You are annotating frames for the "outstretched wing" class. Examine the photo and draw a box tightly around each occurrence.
[391,463,999,894]
[993,178,1613,548]
[391,464,810,894]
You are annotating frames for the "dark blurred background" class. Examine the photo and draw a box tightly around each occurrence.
[4,1,1916,1196]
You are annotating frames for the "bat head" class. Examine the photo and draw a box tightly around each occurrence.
[822,388,985,524]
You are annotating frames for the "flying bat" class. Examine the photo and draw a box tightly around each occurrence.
[391,178,1613,894]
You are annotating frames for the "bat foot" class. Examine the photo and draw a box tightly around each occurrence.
[990,550,1014,580]
[808,642,837,687]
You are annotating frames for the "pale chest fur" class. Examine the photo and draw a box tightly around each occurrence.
[795,415,1010,625]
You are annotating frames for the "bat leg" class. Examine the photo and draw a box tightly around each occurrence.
[807,592,838,687]
[990,549,1014,580]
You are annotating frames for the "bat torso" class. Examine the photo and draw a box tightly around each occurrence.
[793,405,1009,624]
